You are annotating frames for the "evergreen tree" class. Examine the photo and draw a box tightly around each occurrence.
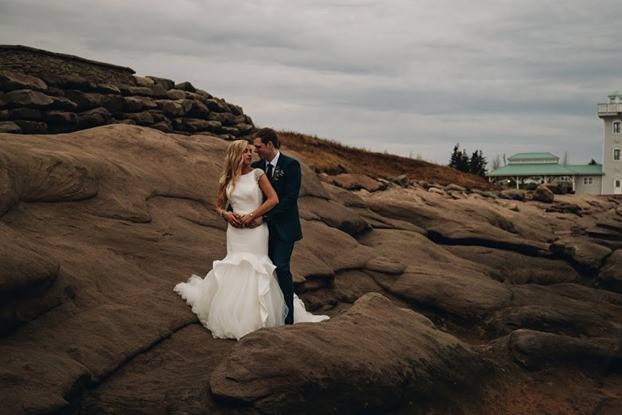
[457,150,470,172]
[449,144,488,175]
[469,150,480,175]
[469,150,488,177]
[449,144,460,168]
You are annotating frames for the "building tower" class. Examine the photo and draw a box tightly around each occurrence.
[598,92,622,194]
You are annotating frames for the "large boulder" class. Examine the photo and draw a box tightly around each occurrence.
[122,111,155,126]
[175,81,196,92]
[49,96,79,111]
[204,98,229,113]
[156,99,184,117]
[325,173,386,192]
[119,85,154,97]
[532,184,555,203]
[42,74,96,91]
[210,293,491,414]
[188,100,210,118]
[500,189,526,201]
[132,75,154,87]
[13,120,47,133]
[0,230,62,334]
[123,96,157,112]
[598,249,622,293]
[0,89,54,108]
[376,266,512,320]
[292,220,374,285]
[146,76,175,90]
[488,284,622,338]
[0,125,230,414]
[184,118,221,133]
[501,328,621,371]
[446,245,580,285]
[45,111,79,131]
[550,237,612,270]
[77,107,113,129]
[0,121,20,133]
[165,89,187,100]
[299,196,370,236]
[0,70,47,92]
[63,90,102,111]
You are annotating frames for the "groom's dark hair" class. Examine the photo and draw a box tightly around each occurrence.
[254,128,280,149]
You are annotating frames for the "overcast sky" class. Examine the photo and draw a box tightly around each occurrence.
[1,0,621,165]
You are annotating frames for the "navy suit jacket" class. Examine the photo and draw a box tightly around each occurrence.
[252,153,303,242]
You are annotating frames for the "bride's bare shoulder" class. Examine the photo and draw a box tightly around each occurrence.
[253,168,265,181]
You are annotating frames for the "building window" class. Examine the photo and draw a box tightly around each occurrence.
[583,177,593,185]
[616,180,621,189]
[615,148,621,161]
[614,121,622,134]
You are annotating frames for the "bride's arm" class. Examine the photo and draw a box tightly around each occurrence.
[240,174,279,226]
[215,189,242,227]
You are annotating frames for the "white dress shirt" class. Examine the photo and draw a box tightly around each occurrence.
[266,151,280,177]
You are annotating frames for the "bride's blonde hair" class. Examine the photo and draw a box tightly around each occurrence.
[217,139,250,206]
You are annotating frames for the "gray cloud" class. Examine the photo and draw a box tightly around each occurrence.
[1,0,620,164]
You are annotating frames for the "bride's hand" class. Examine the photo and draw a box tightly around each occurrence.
[240,213,256,226]
[224,212,243,228]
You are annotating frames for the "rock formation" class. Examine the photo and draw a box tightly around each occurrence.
[0,47,621,415]
[0,45,253,138]
[1,124,621,415]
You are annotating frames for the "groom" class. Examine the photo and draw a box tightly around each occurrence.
[251,128,302,325]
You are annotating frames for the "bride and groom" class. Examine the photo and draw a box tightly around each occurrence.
[174,128,328,340]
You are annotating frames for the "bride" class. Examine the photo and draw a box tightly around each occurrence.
[174,140,328,340]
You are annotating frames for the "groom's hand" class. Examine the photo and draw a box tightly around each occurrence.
[247,216,264,228]
[239,213,257,227]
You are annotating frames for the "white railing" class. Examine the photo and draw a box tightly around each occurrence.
[598,103,622,114]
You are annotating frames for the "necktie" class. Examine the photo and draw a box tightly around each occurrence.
[266,163,274,179]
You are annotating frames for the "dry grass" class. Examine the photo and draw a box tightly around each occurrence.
[278,130,496,190]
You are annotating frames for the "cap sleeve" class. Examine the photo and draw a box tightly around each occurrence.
[253,168,265,182]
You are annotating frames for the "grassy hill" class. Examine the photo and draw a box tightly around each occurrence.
[279,130,496,190]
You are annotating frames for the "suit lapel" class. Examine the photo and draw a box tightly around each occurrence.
[275,152,286,172]
[272,153,287,187]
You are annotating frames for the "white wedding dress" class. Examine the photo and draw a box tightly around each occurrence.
[174,168,328,340]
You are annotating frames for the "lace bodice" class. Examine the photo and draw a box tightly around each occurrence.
[226,169,264,214]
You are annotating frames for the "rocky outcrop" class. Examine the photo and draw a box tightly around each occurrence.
[550,237,612,270]
[599,249,622,293]
[500,328,622,371]
[321,173,387,192]
[533,184,555,203]
[3,45,622,415]
[209,293,492,414]
[1,106,622,414]
[0,46,253,138]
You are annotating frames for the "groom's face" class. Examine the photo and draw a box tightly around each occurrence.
[253,137,273,161]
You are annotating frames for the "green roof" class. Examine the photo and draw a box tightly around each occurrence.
[565,164,604,175]
[507,152,559,161]
[488,163,603,177]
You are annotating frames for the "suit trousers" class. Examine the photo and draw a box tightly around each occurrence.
[268,234,295,324]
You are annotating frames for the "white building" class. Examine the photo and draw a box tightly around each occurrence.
[487,93,622,195]
[598,91,622,195]
[487,153,602,194]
